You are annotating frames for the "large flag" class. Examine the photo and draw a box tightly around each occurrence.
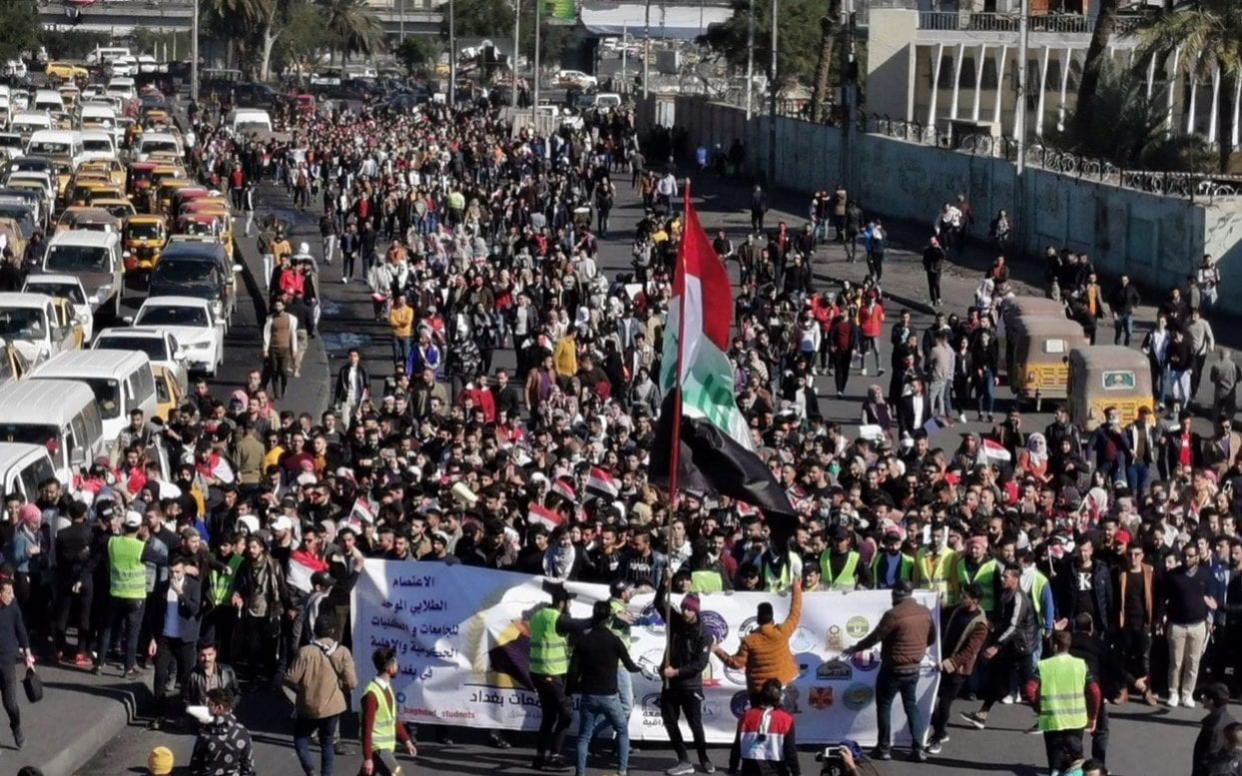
[652,188,796,544]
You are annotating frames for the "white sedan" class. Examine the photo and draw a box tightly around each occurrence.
[130,295,223,377]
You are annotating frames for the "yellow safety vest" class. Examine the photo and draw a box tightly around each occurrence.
[820,551,859,591]
[1030,570,1051,619]
[364,680,397,752]
[529,607,569,676]
[108,536,147,600]
[915,548,958,606]
[959,558,999,615]
[1037,654,1089,732]
[762,554,796,593]
[690,569,724,594]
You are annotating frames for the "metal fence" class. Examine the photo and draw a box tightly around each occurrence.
[862,113,1242,201]
[917,11,1146,35]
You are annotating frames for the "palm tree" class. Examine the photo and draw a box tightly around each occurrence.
[318,0,386,66]
[1133,0,1242,171]
[203,0,291,82]
[1072,0,1119,140]
[808,0,843,124]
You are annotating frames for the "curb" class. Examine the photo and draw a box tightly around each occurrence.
[40,679,143,776]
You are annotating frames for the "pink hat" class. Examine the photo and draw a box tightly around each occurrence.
[19,504,41,524]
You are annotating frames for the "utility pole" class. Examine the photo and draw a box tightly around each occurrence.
[400,0,406,41]
[449,0,457,104]
[621,21,628,92]
[839,0,856,190]
[767,0,777,184]
[533,0,542,119]
[642,0,651,99]
[190,0,199,102]
[512,0,520,108]
[1015,0,1029,174]
[744,0,754,119]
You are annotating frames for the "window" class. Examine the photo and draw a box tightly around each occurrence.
[137,306,208,327]
[19,456,53,497]
[1102,370,1136,390]
[46,245,111,272]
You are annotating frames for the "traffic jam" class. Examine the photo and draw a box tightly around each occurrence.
[0,46,243,498]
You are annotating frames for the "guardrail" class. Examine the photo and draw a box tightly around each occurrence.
[917,11,1145,35]
[863,113,1242,201]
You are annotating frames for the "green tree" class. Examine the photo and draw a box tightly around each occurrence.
[809,0,843,123]
[1073,0,1119,141]
[274,2,331,77]
[204,0,297,81]
[1051,64,1213,172]
[318,0,386,65]
[1134,0,1242,171]
[0,0,40,64]
[396,36,440,75]
[701,0,827,93]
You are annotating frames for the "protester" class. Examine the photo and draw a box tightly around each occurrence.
[714,580,803,703]
[189,689,256,776]
[360,647,417,776]
[285,616,358,776]
[1026,631,1102,776]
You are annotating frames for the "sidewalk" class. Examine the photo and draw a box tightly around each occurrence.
[681,165,1233,416]
[15,663,146,776]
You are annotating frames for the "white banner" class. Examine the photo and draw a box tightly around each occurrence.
[352,560,940,746]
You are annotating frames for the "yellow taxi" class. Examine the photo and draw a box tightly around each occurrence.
[152,365,184,422]
[46,61,89,81]
[91,198,138,220]
[79,158,127,190]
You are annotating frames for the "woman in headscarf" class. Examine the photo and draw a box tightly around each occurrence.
[1016,432,1051,484]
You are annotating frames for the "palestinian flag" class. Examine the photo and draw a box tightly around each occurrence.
[652,187,796,544]
[586,467,619,499]
[527,502,565,531]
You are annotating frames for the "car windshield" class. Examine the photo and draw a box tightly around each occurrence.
[46,244,111,272]
[25,141,68,156]
[126,222,162,240]
[26,282,85,304]
[138,306,207,327]
[143,140,178,154]
[82,139,112,152]
[0,308,46,339]
[152,260,216,287]
[0,424,57,448]
[99,203,134,218]
[96,336,167,360]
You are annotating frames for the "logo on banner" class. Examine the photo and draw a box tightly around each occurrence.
[845,616,870,639]
[790,627,818,653]
[816,659,853,681]
[641,692,664,724]
[843,683,875,711]
[730,691,750,719]
[700,610,730,644]
[723,665,748,686]
[825,625,844,652]
[808,687,835,710]
[850,651,880,672]
[738,616,759,639]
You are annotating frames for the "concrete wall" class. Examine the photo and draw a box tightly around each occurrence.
[642,95,1242,314]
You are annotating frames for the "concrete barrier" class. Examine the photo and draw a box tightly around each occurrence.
[641,96,1242,315]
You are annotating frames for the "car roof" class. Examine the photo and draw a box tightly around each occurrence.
[140,295,210,308]
[159,241,226,260]
[24,273,84,286]
[95,326,169,339]
[0,292,52,308]
[0,379,96,424]
[48,230,119,248]
[31,348,150,379]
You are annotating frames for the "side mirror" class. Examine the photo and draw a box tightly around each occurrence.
[122,315,134,324]
[174,349,186,361]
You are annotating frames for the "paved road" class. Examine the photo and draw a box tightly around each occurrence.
[69,146,1218,775]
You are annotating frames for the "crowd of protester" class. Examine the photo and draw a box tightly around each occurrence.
[0,86,1240,776]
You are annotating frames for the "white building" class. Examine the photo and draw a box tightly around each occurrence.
[865,1,1241,154]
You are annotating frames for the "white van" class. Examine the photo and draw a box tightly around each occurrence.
[137,131,183,161]
[106,78,137,102]
[0,442,59,501]
[29,349,156,452]
[32,90,66,118]
[0,379,104,485]
[78,129,116,157]
[87,47,132,66]
[10,112,52,140]
[230,109,273,136]
[25,129,82,164]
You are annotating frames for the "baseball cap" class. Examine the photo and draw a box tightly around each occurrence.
[123,510,144,529]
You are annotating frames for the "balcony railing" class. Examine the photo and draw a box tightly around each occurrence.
[918,11,1146,35]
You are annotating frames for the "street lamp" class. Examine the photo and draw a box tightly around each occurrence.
[512,0,520,108]
[449,0,457,104]
[190,0,199,102]
[744,0,754,119]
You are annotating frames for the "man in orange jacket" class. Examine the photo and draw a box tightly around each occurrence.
[714,579,803,704]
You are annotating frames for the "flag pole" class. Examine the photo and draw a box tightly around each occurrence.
[663,181,692,687]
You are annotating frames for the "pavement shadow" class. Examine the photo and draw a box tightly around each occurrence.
[45,678,145,720]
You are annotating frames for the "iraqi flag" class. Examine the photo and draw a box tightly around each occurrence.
[349,497,375,524]
[527,502,565,531]
[551,478,577,503]
[651,186,796,545]
[981,438,1013,466]
[287,550,327,594]
[586,467,619,499]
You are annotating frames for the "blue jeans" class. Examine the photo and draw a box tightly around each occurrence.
[294,714,339,776]
[1114,314,1134,346]
[875,668,926,752]
[576,694,630,775]
[977,368,996,416]
[595,668,633,740]
[1127,463,1150,496]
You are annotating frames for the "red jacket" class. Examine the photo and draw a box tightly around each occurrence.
[858,303,885,338]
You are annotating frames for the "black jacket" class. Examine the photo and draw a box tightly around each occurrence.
[148,575,203,644]
[1053,559,1114,630]
[333,363,370,405]
[1195,707,1237,776]
[662,608,713,691]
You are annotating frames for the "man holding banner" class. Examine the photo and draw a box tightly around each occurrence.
[713,580,803,705]
[530,583,593,771]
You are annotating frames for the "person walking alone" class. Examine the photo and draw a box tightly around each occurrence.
[0,577,33,750]
[842,581,936,762]
[285,616,357,776]
[262,299,299,400]
[923,237,946,307]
